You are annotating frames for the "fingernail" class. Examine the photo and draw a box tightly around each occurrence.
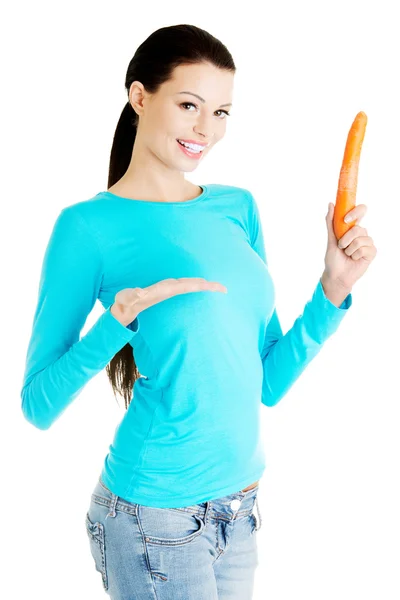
[344,214,352,223]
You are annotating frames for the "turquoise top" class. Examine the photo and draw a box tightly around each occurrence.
[21,184,352,507]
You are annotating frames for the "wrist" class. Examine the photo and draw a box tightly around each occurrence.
[110,303,137,328]
[320,273,352,308]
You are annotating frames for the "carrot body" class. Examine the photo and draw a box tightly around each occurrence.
[333,111,368,240]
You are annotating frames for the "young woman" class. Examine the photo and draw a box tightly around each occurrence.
[21,23,375,599]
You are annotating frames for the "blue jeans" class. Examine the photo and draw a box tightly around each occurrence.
[85,476,263,599]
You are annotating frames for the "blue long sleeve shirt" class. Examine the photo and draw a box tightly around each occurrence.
[21,184,352,507]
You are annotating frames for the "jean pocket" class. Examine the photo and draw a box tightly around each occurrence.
[138,505,206,546]
[251,496,262,534]
[250,513,258,534]
[85,512,109,591]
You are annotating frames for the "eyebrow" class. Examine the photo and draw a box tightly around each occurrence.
[177,91,232,107]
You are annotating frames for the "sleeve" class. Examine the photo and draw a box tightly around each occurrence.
[20,207,140,430]
[246,189,352,408]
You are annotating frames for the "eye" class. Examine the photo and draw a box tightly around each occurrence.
[180,102,230,119]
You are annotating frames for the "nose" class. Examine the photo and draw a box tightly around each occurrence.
[193,116,216,142]
[193,129,215,145]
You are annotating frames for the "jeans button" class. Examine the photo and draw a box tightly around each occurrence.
[230,499,241,511]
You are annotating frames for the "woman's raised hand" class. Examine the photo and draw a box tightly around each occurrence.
[110,278,228,326]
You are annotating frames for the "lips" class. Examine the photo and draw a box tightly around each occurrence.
[176,139,204,159]
[177,140,204,153]
[176,138,208,147]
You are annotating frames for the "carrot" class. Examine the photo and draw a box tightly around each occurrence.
[333,111,368,240]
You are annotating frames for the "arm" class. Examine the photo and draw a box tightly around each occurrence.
[245,190,352,408]
[20,208,140,430]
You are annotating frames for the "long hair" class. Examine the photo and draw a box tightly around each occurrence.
[105,24,236,410]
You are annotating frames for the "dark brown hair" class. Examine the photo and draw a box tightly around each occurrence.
[105,24,236,409]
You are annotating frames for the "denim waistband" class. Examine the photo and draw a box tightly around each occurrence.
[92,476,262,529]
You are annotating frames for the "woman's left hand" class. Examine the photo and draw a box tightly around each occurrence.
[323,202,377,290]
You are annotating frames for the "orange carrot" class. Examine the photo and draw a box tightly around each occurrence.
[333,111,368,240]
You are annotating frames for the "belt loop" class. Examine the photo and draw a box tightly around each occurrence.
[204,501,210,525]
[106,493,119,519]
[255,496,262,531]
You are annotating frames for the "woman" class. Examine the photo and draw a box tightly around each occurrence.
[21,23,376,599]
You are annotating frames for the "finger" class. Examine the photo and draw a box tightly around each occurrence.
[326,203,337,247]
[175,278,227,292]
[344,203,367,224]
[343,236,374,256]
[338,225,368,248]
[350,245,377,261]
[156,278,226,297]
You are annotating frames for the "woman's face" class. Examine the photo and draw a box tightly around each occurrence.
[129,62,235,172]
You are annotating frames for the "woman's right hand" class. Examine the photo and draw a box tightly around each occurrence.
[110,278,228,326]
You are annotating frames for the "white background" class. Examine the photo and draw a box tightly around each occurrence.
[2,0,399,598]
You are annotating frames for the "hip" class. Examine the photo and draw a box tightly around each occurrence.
[84,475,263,598]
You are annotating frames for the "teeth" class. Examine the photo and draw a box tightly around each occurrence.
[177,140,203,152]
